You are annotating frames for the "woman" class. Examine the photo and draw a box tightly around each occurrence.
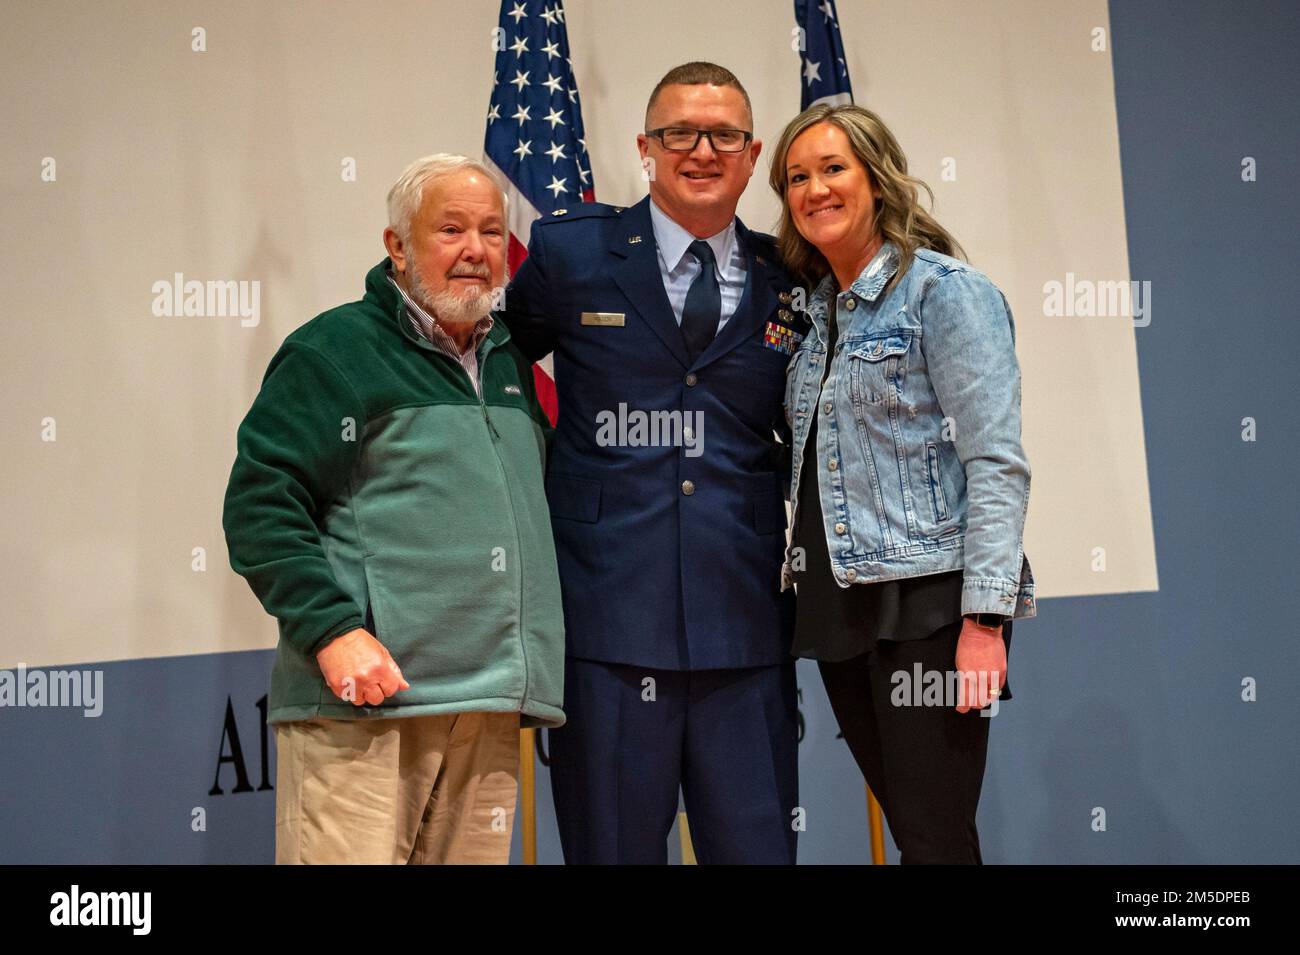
[769,104,1037,864]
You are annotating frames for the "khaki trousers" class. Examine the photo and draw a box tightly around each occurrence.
[274,711,520,864]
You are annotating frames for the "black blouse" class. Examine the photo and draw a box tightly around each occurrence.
[788,312,1012,698]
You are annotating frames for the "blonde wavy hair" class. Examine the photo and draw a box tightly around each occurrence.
[768,104,964,291]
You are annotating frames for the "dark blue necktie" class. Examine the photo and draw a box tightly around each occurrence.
[680,239,721,362]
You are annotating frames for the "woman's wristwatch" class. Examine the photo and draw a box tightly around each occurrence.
[963,613,1007,629]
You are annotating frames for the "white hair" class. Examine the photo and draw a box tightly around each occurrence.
[386,153,508,243]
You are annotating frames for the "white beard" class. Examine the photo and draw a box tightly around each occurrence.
[426,284,495,326]
[407,254,497,327]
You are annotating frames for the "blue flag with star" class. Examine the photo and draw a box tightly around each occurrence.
[796,0,853,110]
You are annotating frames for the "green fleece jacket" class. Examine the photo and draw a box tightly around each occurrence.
[222,259,565,727]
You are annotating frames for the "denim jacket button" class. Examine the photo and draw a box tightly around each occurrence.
[823,401,832,414]
[834,522,846,534]
[845,569,858,581]
[828,459,838,471]
[845,298,857,311]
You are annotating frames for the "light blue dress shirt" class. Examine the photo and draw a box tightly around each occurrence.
[647,197,748,333]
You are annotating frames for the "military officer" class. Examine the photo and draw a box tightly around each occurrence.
[501,61,808,864]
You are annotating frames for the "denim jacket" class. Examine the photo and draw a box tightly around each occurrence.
[781,241,1036,619]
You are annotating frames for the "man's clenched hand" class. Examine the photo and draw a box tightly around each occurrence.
[316,628,410,706]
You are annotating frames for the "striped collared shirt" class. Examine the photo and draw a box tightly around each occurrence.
[386,271,494,396]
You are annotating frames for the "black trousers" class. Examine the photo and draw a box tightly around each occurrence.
[818,619,1011,865]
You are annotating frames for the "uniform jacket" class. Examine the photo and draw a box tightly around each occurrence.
[501,196,800,670]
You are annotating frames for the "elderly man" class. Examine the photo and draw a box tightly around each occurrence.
[501,62,801,864]
[222,154,564,865]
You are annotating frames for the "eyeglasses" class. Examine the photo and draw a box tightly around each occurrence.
[646,126,753,153]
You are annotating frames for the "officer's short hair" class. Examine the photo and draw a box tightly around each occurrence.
[645,62,754,130]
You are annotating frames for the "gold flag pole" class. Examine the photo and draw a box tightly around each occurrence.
[678,812,697,865]
[520,728,537,865]
[867,784,886,864]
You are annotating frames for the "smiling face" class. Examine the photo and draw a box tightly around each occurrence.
[384,168,506,324]
[783,121,882,261]
[637,83,761,230]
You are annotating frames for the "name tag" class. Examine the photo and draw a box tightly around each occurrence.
[581,311,625,327]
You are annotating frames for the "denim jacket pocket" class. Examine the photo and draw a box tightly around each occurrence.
[846,334,910,407]
[925,440,950,523]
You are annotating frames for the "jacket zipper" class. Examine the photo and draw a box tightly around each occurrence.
[400,294,522,685]
[476,345,528,704]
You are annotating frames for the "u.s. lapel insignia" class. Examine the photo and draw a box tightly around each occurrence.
[763,320,803,356]
[628,234,642,244]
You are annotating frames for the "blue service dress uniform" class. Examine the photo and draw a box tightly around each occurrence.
[501,195,805,863]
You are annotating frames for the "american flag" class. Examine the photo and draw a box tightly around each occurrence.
[484,0,595,422]
[796,0,854,109]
